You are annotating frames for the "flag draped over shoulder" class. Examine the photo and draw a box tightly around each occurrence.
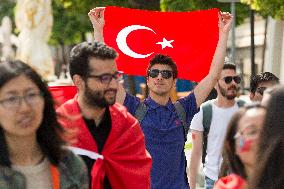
[104,6,219,81]
[57,97,152,189]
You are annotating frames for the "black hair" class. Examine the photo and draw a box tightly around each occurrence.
[147,54,178,79]
[223,62,236,71]
[249,86,284,189]
[250,72,279,94]
[220,103,266,179]
[69,41,117,79]
[0,60,66,167]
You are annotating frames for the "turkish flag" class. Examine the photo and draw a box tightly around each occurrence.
[104,6,219,82]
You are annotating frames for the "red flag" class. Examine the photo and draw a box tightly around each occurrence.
[104,6,219,81]
[49,86,77,107]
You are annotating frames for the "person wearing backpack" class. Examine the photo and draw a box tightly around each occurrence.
[189,63,245,189]
[89,7,233,189]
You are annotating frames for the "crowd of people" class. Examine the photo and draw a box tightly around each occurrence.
[0,6,283,189]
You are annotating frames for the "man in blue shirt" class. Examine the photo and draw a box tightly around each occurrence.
[89,7,233,189]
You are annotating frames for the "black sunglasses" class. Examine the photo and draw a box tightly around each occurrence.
[256,87,267,96]
[148,69,173,79]
[222,76,241,84]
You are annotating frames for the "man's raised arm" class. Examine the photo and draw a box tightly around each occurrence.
[193,12,232,108]
[89,7,126,104]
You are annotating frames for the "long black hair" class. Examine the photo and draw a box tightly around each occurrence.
[220,103,266,179]
[0,60,66,167]
[249,86,284,189]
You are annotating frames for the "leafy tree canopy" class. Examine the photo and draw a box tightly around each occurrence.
[161,0,250,25]
[241,0,284,20]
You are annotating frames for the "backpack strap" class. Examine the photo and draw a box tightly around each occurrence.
[236,99,246,107]
[201,101,213,164]
[201,99,246,164]
[134,101,189,142]
[174,101,189,141]
[134,101,148,124]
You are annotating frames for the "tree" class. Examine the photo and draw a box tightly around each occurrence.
[241,0,284,20]
[160,0,250,25]
[128,0,160,10]
[0,0,15,27]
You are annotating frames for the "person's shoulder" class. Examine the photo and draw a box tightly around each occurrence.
[110,103,129,115]
[59,150,87,177]
[56,97,79,116]
[58,149,88,188]
[201,99,215,108]
[0,165,25,189]
[110,103,139,127]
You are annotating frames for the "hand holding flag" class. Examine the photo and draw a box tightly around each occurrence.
[89,6,232,82]
[88,7,105,42]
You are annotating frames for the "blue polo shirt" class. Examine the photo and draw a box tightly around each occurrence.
[124,92,198,189]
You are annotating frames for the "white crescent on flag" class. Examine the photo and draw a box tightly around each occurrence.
[116,25,156,59]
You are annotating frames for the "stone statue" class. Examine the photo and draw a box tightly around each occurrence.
[0,16,15,61]
[15,0,54,79]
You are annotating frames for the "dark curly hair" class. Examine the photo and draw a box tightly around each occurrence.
[250,72,279,94]
[223,62,236,71]
[147,54,178,79]
[249,86,284,189]
[0,60,66,167]
[69,41,118,79]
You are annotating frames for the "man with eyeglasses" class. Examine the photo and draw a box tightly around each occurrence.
[89,7,233,189]
[189,63,245,189]
[57,41,152,189]
[249,72,279,102]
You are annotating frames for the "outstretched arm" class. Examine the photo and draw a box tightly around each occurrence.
[193,12,233,108]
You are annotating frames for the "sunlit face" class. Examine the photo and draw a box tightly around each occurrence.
[235,108,266,167]
[0,75,44,138]
[250,81,276,102]
[147,64,176,97]
[83,57,119,108]
[217,69,239,100]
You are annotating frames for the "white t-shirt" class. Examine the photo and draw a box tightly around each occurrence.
[190,99,240,181]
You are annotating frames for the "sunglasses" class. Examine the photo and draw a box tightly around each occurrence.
[148,69,173,79]
[256,86,267,96]
[222,76,241,84]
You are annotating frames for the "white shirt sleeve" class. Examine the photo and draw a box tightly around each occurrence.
[190,107,204,132]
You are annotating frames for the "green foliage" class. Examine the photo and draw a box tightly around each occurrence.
[51,0,130,46]
[241,0,284,20]
[0,0,16,26]
[160,0,250,25]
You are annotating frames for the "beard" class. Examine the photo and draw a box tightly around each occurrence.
[218,83,238,100]
[83,83,117,108]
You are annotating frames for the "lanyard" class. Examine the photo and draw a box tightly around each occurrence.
[50,164,60,189]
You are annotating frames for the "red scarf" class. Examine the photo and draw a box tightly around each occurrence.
[57,97,152,189]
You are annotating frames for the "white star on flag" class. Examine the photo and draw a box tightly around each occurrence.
[156,38,174,49]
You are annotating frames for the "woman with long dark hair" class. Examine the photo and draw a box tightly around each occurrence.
[0,60,88,188]
[213,104,266,189]
[249,86,284,189]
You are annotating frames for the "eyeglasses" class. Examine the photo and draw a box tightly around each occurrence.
[87,71,123,84]
[148,69,174,79]
[256,86,267,96]
[0,91,43,110]
[222,76,241,84]
[234,125,260,141]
